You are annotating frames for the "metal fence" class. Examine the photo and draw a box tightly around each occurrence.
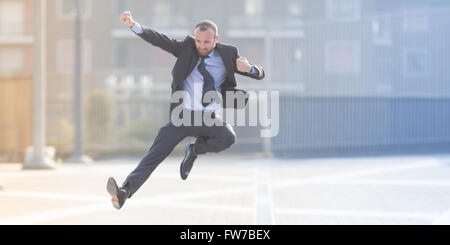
[270,8,450,156]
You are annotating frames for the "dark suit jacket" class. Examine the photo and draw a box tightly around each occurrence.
[135,25,265,112]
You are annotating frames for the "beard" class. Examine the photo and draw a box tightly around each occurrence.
[198,49,211,56]
[197,44,216,57]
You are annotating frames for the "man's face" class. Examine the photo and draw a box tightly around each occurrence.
[194,27,219,57]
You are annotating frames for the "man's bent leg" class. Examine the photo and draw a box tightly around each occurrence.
[194,121,236,155]
[122,121,187,197]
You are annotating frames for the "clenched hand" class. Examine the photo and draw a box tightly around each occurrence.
[236,57,253,73]
[120,11,135,28]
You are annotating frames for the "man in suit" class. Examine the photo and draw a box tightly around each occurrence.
[107,11,265,210]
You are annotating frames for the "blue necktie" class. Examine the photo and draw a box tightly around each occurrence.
[197,56,216,107]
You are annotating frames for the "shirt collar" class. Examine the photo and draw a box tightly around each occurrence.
[201,49,217,59]
[209,49,217,57]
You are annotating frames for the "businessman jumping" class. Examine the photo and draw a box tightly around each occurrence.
[107,11,265,210]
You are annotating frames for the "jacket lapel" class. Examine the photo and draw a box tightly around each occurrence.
[216,43,237,88]
[187,46,199,78]
[215,44,233,75]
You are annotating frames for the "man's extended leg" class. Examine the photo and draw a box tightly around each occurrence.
[122,121,187,197]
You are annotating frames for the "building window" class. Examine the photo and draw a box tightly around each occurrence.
[325,40,361,75]
[139,75,153,97]
[154,1,170,15]
[294,47,302,61]
[326,0,360,20]
[402,5,429,33]
[57,0,92,20]
[403,48,427,78]
[245,0,264,16]
[0,48,24,75]
[152,1,171,28]
[372,18,392,46]
[116,0,128,15]
[0,1,24,36]
[288,0,303,17]
[57,39,92,74]
[115,43,128,69]
[116,109,126,128]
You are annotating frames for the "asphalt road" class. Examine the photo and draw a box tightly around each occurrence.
[1,153,450,225]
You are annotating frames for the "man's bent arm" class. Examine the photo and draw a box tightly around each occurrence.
[238,65,265,80]
[233,47,265,80]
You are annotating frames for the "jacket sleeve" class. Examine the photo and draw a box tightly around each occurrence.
[233,47,265,80]
[135,25,184,57]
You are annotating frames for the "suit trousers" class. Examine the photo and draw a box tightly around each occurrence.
[122,111,236,197]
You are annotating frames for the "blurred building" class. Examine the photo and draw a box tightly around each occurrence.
[0,0,34,162]
[43,0,305,157]
[5,0,448,160]
[103,0,304,155]
[273,0,450,156]
[0,0,34,75]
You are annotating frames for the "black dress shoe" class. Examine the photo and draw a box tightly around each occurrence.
[107,177,128,210]
[180,143,197,180]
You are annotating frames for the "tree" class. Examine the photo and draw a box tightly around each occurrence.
[84,91,115,143]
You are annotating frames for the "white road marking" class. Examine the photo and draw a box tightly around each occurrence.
[432,209,450,225]
[148,201,254,215]
[0,186,255,224]
[0,167,253,184]
[255,166,275,225]
[0,169,75,179]
[156,172,254,183]
[315,179,450,187]
[0,203,112,225]
[275,208,439,220]
[0,190,104,202]
[252,168,258,225]
[271,159,444,189]
[0,199,256,225]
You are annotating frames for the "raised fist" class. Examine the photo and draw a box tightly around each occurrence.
[236,57,253,73]
[120,10,135,28]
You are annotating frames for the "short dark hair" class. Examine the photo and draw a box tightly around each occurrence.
[195,20,218,37]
